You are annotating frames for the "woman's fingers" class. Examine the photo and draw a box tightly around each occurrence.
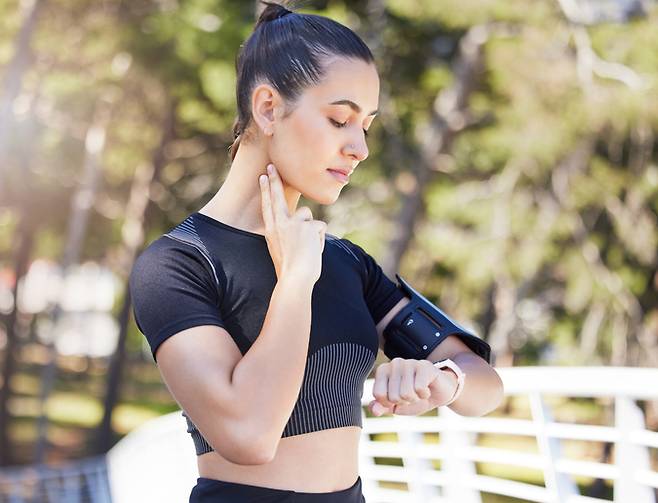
[387,368,404,403]
[293,206,314,221]
[413,361,435,400]
[259,173,274,234]
[399,364,421,402]
[371,360,436,416]
[372,365,395,408]
[319,226,326,254]
[387,358,414,404]
[266,163,290,220]
[369,400,393,416]
[390,359,419,404]
[369,360,456,416]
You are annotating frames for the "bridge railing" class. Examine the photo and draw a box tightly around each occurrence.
[0,455,110,503]
[1,367,656,503]
[359,366,658,503]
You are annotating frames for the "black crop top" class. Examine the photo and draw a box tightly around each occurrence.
[129,212,406,455]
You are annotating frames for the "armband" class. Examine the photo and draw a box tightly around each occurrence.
[382,274,492,364]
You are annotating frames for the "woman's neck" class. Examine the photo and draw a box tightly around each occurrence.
[199,142,301,235]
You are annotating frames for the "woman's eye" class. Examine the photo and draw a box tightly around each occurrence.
[329,118,348,128]
[329,118,369,137]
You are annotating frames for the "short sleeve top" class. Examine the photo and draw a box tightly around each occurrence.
[129,212,405,454]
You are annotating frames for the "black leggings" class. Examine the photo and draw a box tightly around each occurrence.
[189,475,366,502]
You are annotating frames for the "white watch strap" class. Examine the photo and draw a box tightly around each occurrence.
[433,358,465,406]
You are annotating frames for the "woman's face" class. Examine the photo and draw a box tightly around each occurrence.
[268,56,380,205]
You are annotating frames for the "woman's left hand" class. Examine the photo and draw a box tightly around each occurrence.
[368,358,458,416]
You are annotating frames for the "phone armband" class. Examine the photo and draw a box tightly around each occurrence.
[382,274,492,364]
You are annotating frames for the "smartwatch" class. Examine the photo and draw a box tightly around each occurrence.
[433,358,465,406]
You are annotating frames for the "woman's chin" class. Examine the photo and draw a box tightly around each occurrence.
[308,188,342,206]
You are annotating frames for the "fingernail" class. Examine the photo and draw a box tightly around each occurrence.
[259,175,266,184]
[267,164,273,175]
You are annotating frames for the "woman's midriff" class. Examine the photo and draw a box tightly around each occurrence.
[197,425,361,493]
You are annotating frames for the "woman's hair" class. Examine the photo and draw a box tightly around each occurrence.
[228,0,375,160]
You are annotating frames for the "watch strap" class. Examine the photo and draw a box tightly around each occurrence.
[433,358,465,406]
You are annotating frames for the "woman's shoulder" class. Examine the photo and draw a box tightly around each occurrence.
[325,234,368,265]
[324,233,358,261]
[131,222,220,290]
[134,233,196,263]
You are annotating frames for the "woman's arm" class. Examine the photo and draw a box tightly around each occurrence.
[157,271,314,465]
[230,272,315,459]
[374,295,504,417]
[425,338,504,417]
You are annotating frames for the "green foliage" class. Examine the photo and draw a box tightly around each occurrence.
[1,0,657,373]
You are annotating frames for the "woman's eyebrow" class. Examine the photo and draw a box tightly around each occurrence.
[329,99,378,116]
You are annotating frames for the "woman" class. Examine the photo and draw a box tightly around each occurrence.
[129,2,503,502]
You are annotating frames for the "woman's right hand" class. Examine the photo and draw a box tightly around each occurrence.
[259,163,326,283]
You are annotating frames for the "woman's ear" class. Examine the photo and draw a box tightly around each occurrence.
[251,83,281,137]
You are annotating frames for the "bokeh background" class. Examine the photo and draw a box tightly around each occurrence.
[0,0,657,500]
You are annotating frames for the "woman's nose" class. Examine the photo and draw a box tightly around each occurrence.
[344,136,368,161]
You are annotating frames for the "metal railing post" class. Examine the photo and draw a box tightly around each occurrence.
[614,395,655,503]
[529,391,579,503]
[439,406,482,503]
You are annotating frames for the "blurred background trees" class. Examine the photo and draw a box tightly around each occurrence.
[0,0,656,472]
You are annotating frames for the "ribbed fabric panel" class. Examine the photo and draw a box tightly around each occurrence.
[282,342,375,437]
[164,217,220,287]
[326,234,360,263]
[183,412,214,455]
[182,342,375,455]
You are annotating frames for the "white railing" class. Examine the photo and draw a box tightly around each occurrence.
[359,366,658,503]
[2,367,656,503]
[0,455,110,503]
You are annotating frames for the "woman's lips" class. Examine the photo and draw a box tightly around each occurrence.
[327,169,349,183]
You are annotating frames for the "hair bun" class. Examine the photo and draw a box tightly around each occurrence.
[256,1,294,27]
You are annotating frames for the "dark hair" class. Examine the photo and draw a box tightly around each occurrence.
[228,0,375,160]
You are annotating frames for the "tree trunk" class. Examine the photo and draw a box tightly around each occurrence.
[0,216,35,466]
[95,98,176,454]
[0,0,44,187]
[32,102,111,464]
[384,25,489,276]
[363,0,424,279]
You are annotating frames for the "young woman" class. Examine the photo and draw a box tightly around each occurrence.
[129,2,503,502]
